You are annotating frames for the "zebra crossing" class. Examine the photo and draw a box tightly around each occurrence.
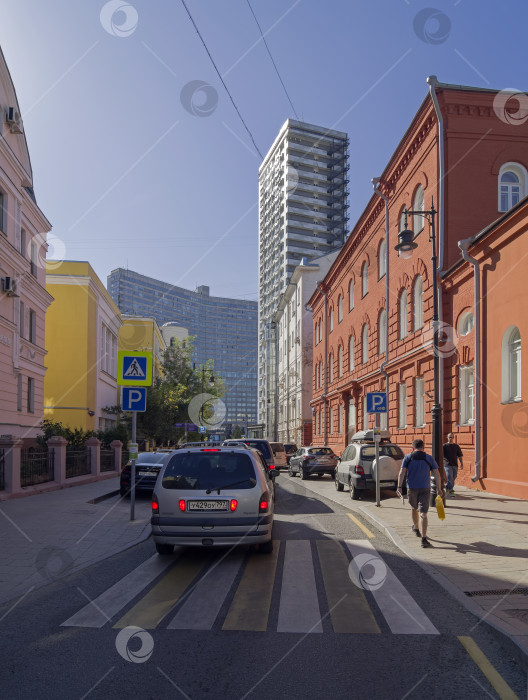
[61,539,439,635]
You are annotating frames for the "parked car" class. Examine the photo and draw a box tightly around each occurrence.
[220,439,276,472]
[269,442,287,471]
[283,443,298,464]
[288,446,338,479]
[120,451,176,496]
[335,430,404,500]
[151,446,275,554]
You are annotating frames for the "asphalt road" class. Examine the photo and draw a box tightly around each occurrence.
[1,475,525,700]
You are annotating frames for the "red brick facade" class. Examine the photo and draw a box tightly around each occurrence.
[309,81,528,499]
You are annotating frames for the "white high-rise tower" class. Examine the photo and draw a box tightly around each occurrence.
[258,120,349,437]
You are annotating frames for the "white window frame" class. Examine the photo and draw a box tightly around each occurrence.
[329,405,334,434]
[498,162,528,212]
[338,295,343,323]
[338,345,343,377]
[378,239,386,279]
[502,326,521,401]
[413,276,423,331]
[379,309,387,355]
[362,324,369,364]
[413,185,425,234]
[398,383,407,429]
[329,308,334,332]
[415,376,425,427]
[362,262,368,297]
[338,404,344,433]
[329,353,333,383]
[349,335,354,371]
[399,289,408,339]
[349,279,354,310]
[459,364,475,425]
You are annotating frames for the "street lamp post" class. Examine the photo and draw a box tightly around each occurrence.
[395,200,442,468]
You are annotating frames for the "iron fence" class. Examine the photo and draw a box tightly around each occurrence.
[100,449,115,472]
[21,448,54,487]
[0,448,4,490]
[66,449,90,478]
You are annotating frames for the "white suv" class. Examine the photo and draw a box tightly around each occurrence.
[335,430,404,500]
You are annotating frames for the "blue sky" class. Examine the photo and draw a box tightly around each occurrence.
[2,0,528,301]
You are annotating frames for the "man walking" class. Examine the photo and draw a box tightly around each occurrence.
[396,439,443,548]
[443,433,463,497]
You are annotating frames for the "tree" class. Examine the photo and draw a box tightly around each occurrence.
[135,337,225,445]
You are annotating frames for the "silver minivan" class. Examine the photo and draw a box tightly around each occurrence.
[269,442,287,470]
[151,447,275,554]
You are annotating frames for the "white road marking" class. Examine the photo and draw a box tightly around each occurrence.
[277,540,323,633]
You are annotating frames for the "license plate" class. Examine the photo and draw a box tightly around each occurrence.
[138,471,154,477]
[188,500,228,511]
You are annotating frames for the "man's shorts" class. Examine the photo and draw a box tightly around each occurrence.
[407,488,431,513]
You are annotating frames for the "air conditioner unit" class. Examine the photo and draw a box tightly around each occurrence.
[6,107,23,134]
[2,276,18,296]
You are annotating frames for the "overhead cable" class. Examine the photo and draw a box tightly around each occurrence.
[180,0,263,159]
[246,0,300,120]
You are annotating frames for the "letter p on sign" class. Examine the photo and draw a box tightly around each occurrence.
[367,392,387,413]
[122,387,147,412]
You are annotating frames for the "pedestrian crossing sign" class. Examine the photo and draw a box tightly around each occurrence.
[117,351,153,386]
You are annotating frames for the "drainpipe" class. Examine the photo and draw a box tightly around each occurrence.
[458,239,481,482]
[372,179,390,401]
[427,75,446,416]
[317,282,328,444]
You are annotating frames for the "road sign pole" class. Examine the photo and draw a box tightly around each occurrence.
[375,414,381,507]
[130,411,137,521]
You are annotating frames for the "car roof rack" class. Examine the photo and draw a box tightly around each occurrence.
[350,430,391,443]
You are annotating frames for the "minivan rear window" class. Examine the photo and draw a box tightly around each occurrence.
[270,443,285,453]
[162,452,257,490]
[360,445,405,460]
[240,440,272,459]
[307,448,334,455]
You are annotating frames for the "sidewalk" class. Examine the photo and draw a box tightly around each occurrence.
[0,478,151,606]
[299,477,528,658]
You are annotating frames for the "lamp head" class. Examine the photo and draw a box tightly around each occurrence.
[394,208,418,259]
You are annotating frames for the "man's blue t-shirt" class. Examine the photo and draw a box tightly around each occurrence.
[402,450,439,489]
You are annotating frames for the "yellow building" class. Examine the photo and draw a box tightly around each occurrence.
[44,261,122,431]
[119,315,166,379]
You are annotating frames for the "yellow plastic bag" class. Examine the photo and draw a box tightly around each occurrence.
[435,495,445,520]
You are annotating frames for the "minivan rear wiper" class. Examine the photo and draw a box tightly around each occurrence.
[206,479,252,494]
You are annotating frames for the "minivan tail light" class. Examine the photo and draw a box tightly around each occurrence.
[354,465,364,475]
[202,449,219,452]
[152,498,159,513]
[259,493,269,512]
[230,499,238,511]
[179,499,186,512]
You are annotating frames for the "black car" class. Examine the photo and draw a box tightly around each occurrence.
[284,443,298,465]
[120,452,175,496]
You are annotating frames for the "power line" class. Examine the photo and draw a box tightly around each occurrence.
[246,0,300,120]
[180,0,263,159]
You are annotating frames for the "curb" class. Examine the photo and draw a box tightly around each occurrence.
[358,504,528,666]
[87,489,120,504]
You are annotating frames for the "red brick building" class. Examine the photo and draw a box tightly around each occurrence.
[309,78,528,499]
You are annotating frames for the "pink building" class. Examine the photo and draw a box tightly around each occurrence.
[0,47,52,443]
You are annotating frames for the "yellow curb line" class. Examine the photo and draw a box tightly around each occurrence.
[457,636,519,700]
[347,513,375,539]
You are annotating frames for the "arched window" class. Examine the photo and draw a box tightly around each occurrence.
[499,163,528,212]
[338,345,343,377]
[502,326,521,401]
[413,276,423,331]
[349,335,355,371]
[338,295,343,323]
[378,239,386,279]
[413,184,425,234]
[399,289,408,339]
[362,324,369,364]
[362,262,368,297]
[329,353,333,383]
[329,308,334,332]
[349,279,354,310]
[379,309,387,355]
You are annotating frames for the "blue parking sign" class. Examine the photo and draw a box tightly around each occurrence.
[122,387,147,412]
[367,392,387,413]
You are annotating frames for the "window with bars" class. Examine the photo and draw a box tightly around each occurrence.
[459,364,475,425]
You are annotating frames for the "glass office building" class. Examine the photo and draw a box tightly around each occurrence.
[107,268,257,429]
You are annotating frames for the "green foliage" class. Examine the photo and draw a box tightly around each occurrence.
[36,419,128,449]
[232,425,243,438]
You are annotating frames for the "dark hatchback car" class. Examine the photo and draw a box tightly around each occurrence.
[284,443,298,465]
[120,452,175,496]
[288,446,338,479]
